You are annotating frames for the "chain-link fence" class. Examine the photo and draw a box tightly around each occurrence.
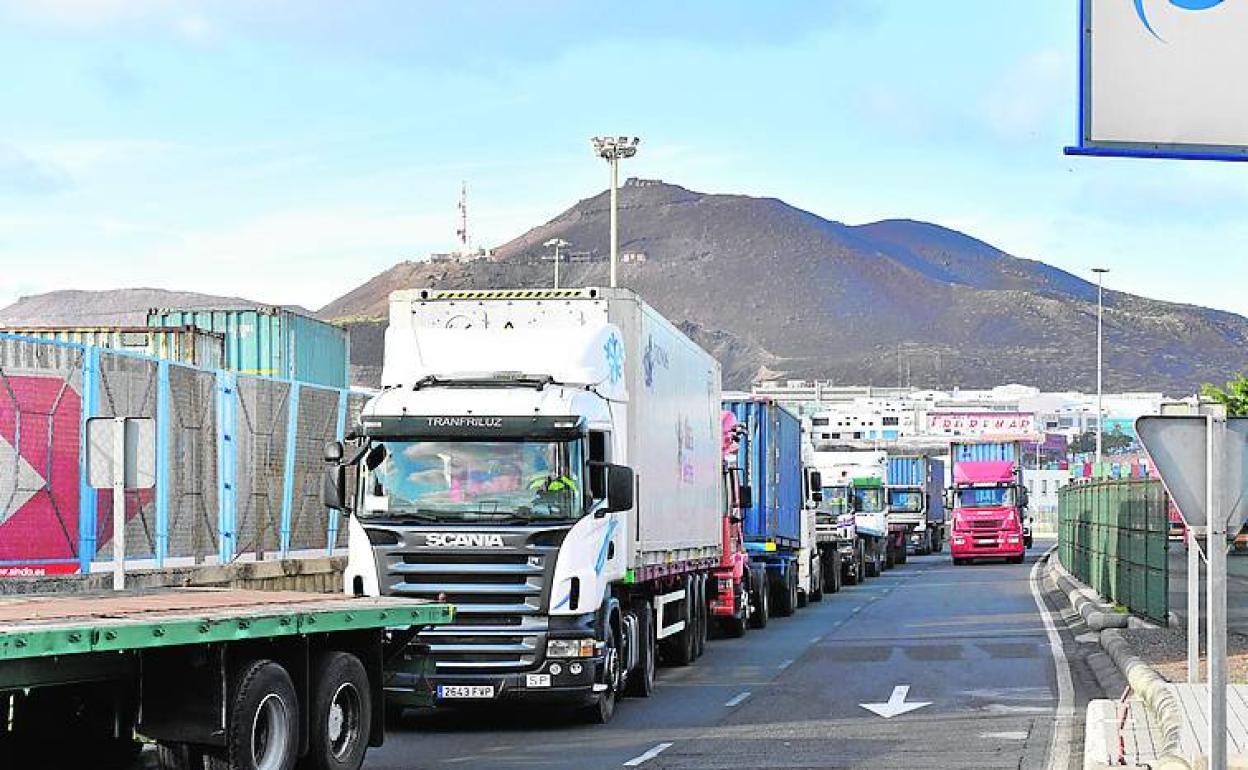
[1058,477,1170,624]
[0,334,366,576]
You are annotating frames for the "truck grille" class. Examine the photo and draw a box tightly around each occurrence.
[968,518,1004,530]
[375,527,563,674]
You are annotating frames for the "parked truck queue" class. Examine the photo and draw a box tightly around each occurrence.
[312,287,1037,739]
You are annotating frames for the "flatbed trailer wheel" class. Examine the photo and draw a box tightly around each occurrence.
[771,568,796,617]
[301,652,371,770]
[214,659,299,770]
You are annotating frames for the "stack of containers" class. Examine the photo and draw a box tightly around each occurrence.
[146,307,349,388]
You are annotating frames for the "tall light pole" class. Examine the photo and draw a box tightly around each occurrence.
[544,238,569,289]
[1092,267,1110,471]
[591,136,640,288]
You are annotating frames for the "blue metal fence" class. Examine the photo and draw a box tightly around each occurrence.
[0,333,363,575]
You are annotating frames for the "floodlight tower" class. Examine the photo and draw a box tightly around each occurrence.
[544,238,569,289]
[1092,267,1110,469]
[591,136,640,288]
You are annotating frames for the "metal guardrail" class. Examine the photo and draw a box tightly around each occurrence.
[1058,477,1170,624]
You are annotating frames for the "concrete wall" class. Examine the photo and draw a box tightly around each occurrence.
[0,557,346,596]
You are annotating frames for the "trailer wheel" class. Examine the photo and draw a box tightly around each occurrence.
[301,652,371,770]
[896,542,908,565]
[214,659,299,770]
[865,547,880,578]
[772,569,797,618]
[809,556,824,603]
[625,604,656,697]
[695,576,709,659]
[748,577,769,629]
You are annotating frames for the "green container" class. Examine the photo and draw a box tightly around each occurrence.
[146,307,348,387]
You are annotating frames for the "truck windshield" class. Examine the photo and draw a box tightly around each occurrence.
[888,489,923,513]
[853,487,885,513]
[362,439,585,521]
[957,487,1016,509]
[819,486,851,516]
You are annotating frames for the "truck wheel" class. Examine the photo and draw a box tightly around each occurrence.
[883,543,895,570]
[896,543,908,565]
[216,659,299,770]
[1009,554,1025,565]
[720,592,748,638]
[749,579,770,629]
[583,623,621,724]
[302,652,371,770]
[625,604,656,697]
[865,549,879,578]
[822,554,839,594]
[810,558,824,603]
[772,569,796,618]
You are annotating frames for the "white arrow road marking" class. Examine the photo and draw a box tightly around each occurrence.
[859,685,931,718]
[724,691,751,707]
[0,435,43,527]
[623,743,673,767]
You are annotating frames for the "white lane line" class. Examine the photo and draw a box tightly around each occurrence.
[623,742,674,767]
[1030,551,1074,770]
[777,658,794,670]
[724,690,751,707]
[982,731,1029,740]
[810,635,822,643]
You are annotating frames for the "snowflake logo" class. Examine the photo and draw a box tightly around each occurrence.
[604,334,624,384]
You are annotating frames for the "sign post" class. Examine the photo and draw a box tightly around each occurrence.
[1138,413,1248,770]
[86,417,155,592]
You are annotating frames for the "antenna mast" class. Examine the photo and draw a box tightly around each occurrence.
[456,181,470,254]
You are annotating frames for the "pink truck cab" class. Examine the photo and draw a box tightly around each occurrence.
[947,443,1028,565]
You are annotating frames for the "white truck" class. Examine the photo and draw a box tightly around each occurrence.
[807,450,891,578]
[323,288,724,724]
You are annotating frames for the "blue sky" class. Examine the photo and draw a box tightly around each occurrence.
[0,1,1245,316]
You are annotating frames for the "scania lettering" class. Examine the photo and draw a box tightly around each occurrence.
[323,287,725,724]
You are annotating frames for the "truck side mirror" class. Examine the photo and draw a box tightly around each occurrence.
[737,484,753,511]
[323,440,344,464]
[322,465,347,511]
[808,471,822,491]
[1020,488,1030,508]
[600,464,634,515]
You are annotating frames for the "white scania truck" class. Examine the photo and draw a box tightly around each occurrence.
[806,449,891,578]
[322,288,724,724]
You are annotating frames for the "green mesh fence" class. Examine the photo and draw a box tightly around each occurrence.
[1058,478,1169,624]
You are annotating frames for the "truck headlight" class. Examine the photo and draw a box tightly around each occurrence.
[1006,535,1021,544]
[953,536,966,545]
[547,638,596,658]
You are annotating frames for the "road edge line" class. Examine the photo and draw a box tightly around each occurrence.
[1031,548,1075,770]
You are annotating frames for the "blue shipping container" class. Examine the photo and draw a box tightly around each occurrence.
[724,398,802,548]
[950,440,1020,464]
[147,307,349,388]
[887,454,946,524]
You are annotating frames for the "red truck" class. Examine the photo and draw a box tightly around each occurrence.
[947,440,1028,565]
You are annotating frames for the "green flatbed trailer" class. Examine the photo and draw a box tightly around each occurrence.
[0,588,453,770]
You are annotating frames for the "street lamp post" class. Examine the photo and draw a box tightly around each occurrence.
[1093,268,1110,472]
[544,238,569,289]
[591,136,640,288]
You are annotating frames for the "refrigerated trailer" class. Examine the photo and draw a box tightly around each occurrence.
[324,288,725,723]
[0,589,452,770]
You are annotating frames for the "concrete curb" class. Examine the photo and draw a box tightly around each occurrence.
[1048,556,1131,632]
[1042,553,1193,769]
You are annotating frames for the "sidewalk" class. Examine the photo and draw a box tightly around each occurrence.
[1170,683,1248,766]
[1085,695,1168,769]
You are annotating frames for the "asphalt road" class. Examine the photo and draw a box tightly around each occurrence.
[368,544,1091,770]
[1169,540,1248,634]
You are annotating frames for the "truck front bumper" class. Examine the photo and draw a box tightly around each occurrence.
[949,532,1024,558]
[385,656,605,708]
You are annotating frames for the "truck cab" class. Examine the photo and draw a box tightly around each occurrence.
[947,460,1027,565]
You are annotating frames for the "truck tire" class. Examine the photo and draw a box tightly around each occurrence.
[1009,554,1025,565]
[810,557,824,603]
[582,621,621,724]
[749,578,770,629]
[883,542,895,570]
[822,553,840,594]
[772,569,797,618]
[865,547,880,578]
[301,652,371,770]
[625,604,657,697]
[214,659,299,770]
[693,576,708,660]
[896,542,908,565]
[720,596,748,638]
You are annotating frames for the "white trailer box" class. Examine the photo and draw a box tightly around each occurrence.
[383,287,723,574]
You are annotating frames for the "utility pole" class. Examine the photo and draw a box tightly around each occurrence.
[544,238,569,289]
[591,136,640,288]
[1093,268,1110,472]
